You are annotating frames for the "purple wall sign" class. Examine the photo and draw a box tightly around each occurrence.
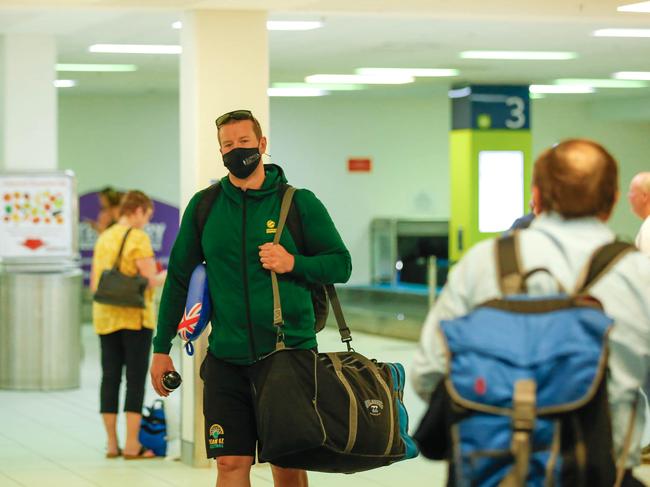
[79,191,180,286]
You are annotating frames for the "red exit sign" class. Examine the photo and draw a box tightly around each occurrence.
[347,158,372,172]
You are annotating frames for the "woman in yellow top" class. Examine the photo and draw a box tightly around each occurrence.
[91,190,166,459]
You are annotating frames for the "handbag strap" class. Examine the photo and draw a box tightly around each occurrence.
[113,227,133,270]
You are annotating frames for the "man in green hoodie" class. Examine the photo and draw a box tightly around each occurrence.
[150,109,352,486]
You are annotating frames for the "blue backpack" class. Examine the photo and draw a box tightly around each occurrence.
[414,235,638,487]
[139,399,167,457]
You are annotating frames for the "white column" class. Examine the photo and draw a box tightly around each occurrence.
[179,9,269,467]
[0,35,57,171]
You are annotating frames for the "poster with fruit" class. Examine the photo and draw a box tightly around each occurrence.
[0,173,76,260]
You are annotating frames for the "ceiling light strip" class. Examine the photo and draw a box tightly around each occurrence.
[613,71,650,80]
[529,84,594,94]
[305,74,414,85]
[56,63,137,72]
[618,1,650,12]
[89,44,181,54]
[356,68,459,77]
[460,50,577,60]
[593,28,650,37]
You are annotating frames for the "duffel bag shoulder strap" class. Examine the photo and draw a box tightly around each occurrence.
[273,184,353,350]
[270,185,297,348]
[325,284,353,349]
[496,233,526,295]
[575,241,635,294]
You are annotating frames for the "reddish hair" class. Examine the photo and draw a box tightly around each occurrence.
[119,190,153,217]
[533,139,618,218]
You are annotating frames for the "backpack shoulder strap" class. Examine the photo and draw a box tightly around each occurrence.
[575,241,636,294]
[195,182,222,237]
[496,232,527,295]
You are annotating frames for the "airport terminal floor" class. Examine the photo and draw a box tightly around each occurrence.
[2,322,650,487]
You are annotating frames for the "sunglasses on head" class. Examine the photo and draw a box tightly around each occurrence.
[215,110,254,128]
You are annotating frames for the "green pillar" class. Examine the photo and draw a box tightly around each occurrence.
[449,85,532,262]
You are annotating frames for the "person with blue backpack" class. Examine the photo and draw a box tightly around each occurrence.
[412,139,650,486]
[150,109,352,486]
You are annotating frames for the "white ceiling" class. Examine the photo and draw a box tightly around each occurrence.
[0,0,649,98]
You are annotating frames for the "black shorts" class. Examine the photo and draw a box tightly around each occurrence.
[200,352,257,458]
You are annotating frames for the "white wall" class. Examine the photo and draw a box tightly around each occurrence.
[58,93,180,205]
[58,92,650,284]
[269,95,451,285]
[532,99,650,242]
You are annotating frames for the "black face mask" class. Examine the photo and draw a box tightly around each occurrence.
[222,147,261,179]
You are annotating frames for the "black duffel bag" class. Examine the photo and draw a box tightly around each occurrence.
[252,345,406,473]
[249,187,411,473]
[93,228,148,308]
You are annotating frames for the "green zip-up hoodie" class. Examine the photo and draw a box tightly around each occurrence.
[153,164,352,365]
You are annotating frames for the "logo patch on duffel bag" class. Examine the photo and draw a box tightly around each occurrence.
[364,399,384,416]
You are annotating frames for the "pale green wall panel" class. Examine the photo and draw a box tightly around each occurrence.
[269,95,451,285]
[55,92,650,284]
[531,99,650,241]
[58,93,180,206]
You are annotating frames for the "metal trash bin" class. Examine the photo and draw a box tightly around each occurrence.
[0,263,82,390]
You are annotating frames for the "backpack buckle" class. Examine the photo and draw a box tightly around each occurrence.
[512,379,536,432]
[506,379,537,485]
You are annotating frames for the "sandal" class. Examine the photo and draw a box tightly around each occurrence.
[123,446,156,460]
[105,448,122,459]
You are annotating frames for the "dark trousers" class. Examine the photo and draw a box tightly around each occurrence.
[99,328,152,414]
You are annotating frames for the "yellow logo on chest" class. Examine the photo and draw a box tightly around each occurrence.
[266,220,277,234]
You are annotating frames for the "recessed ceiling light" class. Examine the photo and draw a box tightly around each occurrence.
[56,63,137,72]
[356,68,459,77]
[448,87,472,98]
[593,28,650,37]
[618,1,650,12]
[172,21,182,29]
[267,87,327,97]
[272,82,364,91]
[89,44,181,54]
[460,51,577,60]
[613,71,650,80]
[305,74,414,85]
[267,21,323,31]
[529,84,594,94]
[554,78,648,88]
[54,80,76,88]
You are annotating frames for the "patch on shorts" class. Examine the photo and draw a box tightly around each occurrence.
[209,424,225,449]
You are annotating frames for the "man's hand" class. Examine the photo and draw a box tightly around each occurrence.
[150,353,176,397]
[259,243,295,274]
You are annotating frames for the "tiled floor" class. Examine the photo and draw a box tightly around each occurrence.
[0,324,649,486]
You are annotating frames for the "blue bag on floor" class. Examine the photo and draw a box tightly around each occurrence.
[139,399,167,457]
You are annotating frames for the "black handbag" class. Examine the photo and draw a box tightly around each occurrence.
[93,228,148,308]
[249,187,416,473]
